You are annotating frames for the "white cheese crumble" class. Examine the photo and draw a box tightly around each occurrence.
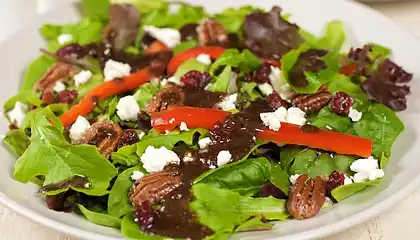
[323,197,333,208]
[69,116,91,142]
[138,132,145,140]
[104,59,131,81]
[143,26,181,49]
[344,174,353,185]
[141,146,181,173]
[196,54,212,65]
[116,96,140,121]
[7,101,28,128]
[53,81,66,93]
[348,107,363,122]
[131,170,144,181]
[218,93,238,111]
[74,70,93,87]
[169,118,176,124]
[217,150,232,167]
[258,83,274,96]
[57,34,73,45]
[289,174,301,184]
[350,156,384,183]
[268,66,293,100]
[198,137,212,149]
[179,121,189,131]
[183,152,194,162]
[260,107,307,131]
[161,76,181,87]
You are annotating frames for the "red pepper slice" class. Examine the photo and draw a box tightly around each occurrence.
[151,107,372,157]
[167,46,281,76]
[339,63,357,76]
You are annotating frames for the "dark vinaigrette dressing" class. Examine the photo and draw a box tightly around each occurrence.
[137,100,276,239]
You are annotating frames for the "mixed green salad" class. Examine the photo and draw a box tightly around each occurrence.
[2,0,412,239]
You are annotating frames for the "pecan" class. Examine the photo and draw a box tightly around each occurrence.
[287,174,325,219]
[130,170,182,207]
[197,19,229,48]
[291,91,332,114]
[75,121,122,157]
[146,84,185,114]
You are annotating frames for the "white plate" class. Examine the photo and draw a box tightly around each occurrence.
[0,0,419,239]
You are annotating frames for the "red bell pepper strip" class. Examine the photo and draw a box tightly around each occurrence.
[167,46,281,76]
[60,67,153,127]
[339,63,357,76]
[151,107,372,157]
[145,40,170,54]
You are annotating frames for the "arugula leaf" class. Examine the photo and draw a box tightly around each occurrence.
[108,165,146,217]
[121,214,164,240]
[210,49,262,74]
[174,59,208,79]
[299,20,345,52]
[13,110,117,196]
[209,66,232,93]
[97,96,119,121]
[21,56,55,91]
[191,184,289,234]
[3,130,30,156]
[270,163,290,194]
[239,82,262,101]
[213,6,262,34]
[353,103,404,162]
[81,0,110,21]
[235,217,273,232]
[331,179,381,202]
[77,204,121,228]
[133,83,160,109]
[173,40,198,55]
[200,157,271,196]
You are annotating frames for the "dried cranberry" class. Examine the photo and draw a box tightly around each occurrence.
[253,63,272,83]
[117,130,140,148]
[134,201,158,229]
[330,92,354,116]
[56,43,87,59]
[180,70,212,89]
[326,171,345,193]
[267,92,289,110]
[58,90,78,104]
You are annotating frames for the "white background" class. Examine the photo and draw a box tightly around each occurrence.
[0,0,419,239]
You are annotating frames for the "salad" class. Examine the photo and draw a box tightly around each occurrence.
[2,0,411,239]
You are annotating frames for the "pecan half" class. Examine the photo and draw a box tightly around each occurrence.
[287,174,325,219]
[291,91,332,114]
[197,19,229,48]
[76,121,122,157]
[130,170,182,207]
[146,84,185,114]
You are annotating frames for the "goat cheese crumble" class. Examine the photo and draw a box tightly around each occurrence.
[217,150,232,167]
[289,174,301,184]
[69,116,91,142]
[344,174,353,185]
[53,81,66,93]
[260,107,306,131]
[258,83,274,96]
[179,121,189,131]
[268,66,293,100]
[74,70,93,87]
[141,146,181,173]
[161,76,181,86]
[348,107,363,122]
[116,96,140,121]
[198,137,212,149]
[131,170,144,181]
[104,59,131,81]
[143,26,181,48]
[350,156,384,183]
[196,54,212,65]
[7,101,28,128]
[57,34,73,45]
[218,93,238,111]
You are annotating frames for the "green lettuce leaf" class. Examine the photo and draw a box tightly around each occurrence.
[209,66,232,93]
[279,146,306,170]
[190,184,289,234]
[111,0,168,15]
[21,56,55,91]
[235,217,273,232]
[13,110,117,196]
[289,150,335,177]
[239,82,262,102]
[270,163,290,194]
[3,91,43,121]
[77,204,121,228]
[174,59,208,79]
[331,179,381,202]
[81,0,110,21]
[121,214,165,240]
[108,165,145,217]
[210,49,262,75]
[3,130,30,156]
[111,144,139,166]
[369,43,391,60]
[308,106,354,133]
[133,83,160,109]
[75,73,104,100]
[199,157,271,196]
[327,74,367,101]
[213,6,262,34]
[299,20,345,52]
[173,40,198,55]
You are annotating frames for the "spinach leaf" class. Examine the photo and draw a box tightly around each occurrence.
[308,106,353,133]
[21,56,55,91]
[173,40,198,55]
[200,157,271,196]
[209,66,232,93]
[270,163,290,194]
[210,49,262,74]
[213,6,262,34]
[3,130,30,156]
[353,103,404,162]
[77,204,121,228]
[288,150,335,177]
[279,146,305,170]
[133,83,160,109]
[108,165,145,217]
[174,59,208,79]
[121,214,165,240]
[299,20,345,52]
[327,74,367,100]
[331,179,381,202]
[190,184,289,234]
[13,110,117,196]
[111,144,139,166]
[81,0,110,21]
[334,155,356,175]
